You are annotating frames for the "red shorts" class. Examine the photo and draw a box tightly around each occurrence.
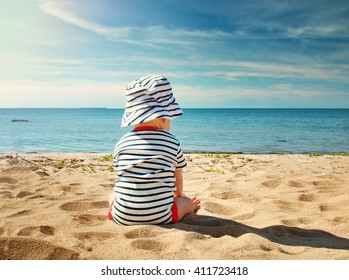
[108,201,179,224]
[171,203,178,223]
[108,200,114,221]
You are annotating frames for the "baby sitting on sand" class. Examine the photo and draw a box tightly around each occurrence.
[108,75,200,225]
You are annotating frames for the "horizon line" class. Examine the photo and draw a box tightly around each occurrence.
[0,107,348,110]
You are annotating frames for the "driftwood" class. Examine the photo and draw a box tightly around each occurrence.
[15,154,53,174]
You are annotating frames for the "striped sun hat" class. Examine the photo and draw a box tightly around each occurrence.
[121,75,183,127]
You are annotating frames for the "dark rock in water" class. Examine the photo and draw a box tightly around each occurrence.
[11,120,29,122]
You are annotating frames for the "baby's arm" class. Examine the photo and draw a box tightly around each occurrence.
[174,168,184,198]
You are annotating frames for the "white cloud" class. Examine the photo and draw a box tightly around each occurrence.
[204,59,349,83]
[175,83,343,99]
[39,1,129,35]
[286,25,347,38]
[38,0,231,48]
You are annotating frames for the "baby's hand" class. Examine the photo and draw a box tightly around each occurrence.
[174,192,187,198]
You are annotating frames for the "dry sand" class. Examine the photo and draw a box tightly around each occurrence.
[0,153,348,260]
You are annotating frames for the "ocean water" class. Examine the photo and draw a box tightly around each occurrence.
[0,108,348,154]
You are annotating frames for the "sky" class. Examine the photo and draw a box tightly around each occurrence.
[0,0,349,108]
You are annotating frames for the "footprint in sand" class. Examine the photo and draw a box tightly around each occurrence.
[60,200,108,211]
[0,237,79,260]
[211,191,241,200]
[124,227,165,253]
[298,193,317,202]
[61,201,109,225]
[312,180,337,187]
[261,179,281,188]
[183,232,207,242]
[312,180,338,193]
[60,185,86,196]
[16,190,45,200]
[124,226,161,239]
[319,203,336,212]
[233,211,256,220]
[288,180,304,188]
[130,239,165,252]
[61,186,73,192]
[203,201,234,216]
[74,232,115,241]
[16,191,35,198]
[332,216,349,224]
[17,225,56,237]
[0,177,18,184]
[7,210,32,218]
[274,200,303,212]
[73,214,107,224]
[0,190,13,198]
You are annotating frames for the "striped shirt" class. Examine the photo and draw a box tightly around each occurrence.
[111,128,187,225]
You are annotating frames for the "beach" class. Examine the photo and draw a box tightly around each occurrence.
[0,152,348,260]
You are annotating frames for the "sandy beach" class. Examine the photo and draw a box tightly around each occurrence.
[0,152,348,260]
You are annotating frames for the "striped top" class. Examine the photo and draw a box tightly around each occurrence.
[121,75,183,127]
[111,128,187,225]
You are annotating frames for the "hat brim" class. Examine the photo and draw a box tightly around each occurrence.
[121,102,183,127]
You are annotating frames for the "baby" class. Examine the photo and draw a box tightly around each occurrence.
[108,75,200,225]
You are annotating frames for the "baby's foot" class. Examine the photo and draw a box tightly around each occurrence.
[191,196,201,213]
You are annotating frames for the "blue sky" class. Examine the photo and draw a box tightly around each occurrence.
[0,0,349,108]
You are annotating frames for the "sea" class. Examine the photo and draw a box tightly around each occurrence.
[0,108,348,154]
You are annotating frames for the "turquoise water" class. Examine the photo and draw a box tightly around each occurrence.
[0,108,348,154]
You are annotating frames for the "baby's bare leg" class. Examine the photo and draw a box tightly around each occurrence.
[174,196,201,221]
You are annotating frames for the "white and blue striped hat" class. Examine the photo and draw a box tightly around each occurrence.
[121,75,183,127]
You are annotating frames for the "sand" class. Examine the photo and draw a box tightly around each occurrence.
[0,152,348,260]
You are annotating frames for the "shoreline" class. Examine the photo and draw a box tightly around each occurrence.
[1,151,349,156]
[0,152,348,259]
